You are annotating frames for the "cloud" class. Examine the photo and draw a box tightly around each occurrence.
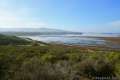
[0,0,48,28]
[108,20,120,27]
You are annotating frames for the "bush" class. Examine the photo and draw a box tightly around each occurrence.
[0,45,119,80]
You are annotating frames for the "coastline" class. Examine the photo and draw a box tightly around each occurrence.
[21,35,120,51]
[49,36,120,51]
[80,36,120,44]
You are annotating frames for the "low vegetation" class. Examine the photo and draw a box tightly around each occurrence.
[0,34,30,45]
[0,34,120,80]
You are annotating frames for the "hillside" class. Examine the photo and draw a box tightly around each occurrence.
[0,34,30,45]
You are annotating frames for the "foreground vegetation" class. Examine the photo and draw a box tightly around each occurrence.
[0,34,120,80]
[0,44,120,80]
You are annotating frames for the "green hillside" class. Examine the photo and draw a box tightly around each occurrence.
[0,34,30,45]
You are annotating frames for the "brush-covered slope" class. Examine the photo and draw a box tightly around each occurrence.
[0,34,30,45]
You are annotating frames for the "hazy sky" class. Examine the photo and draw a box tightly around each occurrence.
[0,0,120,32]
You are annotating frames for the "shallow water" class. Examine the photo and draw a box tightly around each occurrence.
[21,35,107,46]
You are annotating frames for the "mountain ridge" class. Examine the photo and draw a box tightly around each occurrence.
[0,28,69,32]
[0,28,82,36]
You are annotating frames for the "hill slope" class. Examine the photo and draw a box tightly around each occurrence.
[0,34,30,45]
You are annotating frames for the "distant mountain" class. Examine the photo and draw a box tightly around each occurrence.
[0,28,67,32]
[0,28,82,36]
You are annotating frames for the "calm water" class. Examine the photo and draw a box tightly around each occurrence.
[21,35,107,46]
[19,33,120,48]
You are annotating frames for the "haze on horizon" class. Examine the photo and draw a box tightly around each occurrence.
[0,0,120,33]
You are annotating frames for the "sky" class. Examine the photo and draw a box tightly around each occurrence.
[0,0,120,32]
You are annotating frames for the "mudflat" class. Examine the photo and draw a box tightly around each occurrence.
[100,37,120,44]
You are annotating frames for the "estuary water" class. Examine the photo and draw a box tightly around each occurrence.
[20,33,120,48]
[21,35,107,46]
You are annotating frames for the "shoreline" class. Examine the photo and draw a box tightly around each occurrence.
[21,35,120,50]
[51,36,120,51]
[79,36,120,45]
